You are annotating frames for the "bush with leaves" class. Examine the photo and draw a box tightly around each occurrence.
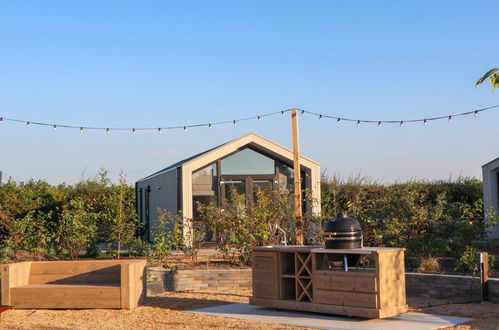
[197,186,296,265]
[101,172,137,259]
[149,209,177,268]
[57,199,98,260]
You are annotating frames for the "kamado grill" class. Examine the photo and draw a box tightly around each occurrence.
[322,212,363,249]
[321,212,363,267]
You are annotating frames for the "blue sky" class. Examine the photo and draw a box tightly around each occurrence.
[0,1,498,184]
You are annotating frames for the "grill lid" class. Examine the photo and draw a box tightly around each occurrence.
[324,212,361,233]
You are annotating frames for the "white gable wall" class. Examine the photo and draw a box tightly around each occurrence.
[483,157,499,239]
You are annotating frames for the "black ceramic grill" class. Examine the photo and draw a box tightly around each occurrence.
[322,213,363,249]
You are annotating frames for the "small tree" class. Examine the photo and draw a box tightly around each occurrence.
[103,172,136,259]
[150,209,176,268]
[57,199,97,260]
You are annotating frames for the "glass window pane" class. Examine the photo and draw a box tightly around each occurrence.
[221,148,275,175]
[192,163,218,217]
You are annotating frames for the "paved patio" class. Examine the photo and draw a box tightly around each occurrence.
[188,303,472,330]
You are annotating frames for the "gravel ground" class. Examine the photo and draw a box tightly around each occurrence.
[1,289,308,330]
[2,289,498,329]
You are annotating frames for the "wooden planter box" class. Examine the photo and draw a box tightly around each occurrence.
[1,259,146,309]
[250,246,408,319]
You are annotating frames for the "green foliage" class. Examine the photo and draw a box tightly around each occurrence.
[0,169,138,262]
[173,211,205,266]
[149,209,177,268]
[84,241,101,258]
[197,186,296,265]
[476,67,499,92]
[57,199,98,260]
[320,175,495,261]
[127,237,151,258]
[101,172,137,259]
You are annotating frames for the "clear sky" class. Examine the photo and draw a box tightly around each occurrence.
[1,1,498,185]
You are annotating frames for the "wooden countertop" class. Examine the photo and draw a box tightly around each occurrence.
[252,246,405,254]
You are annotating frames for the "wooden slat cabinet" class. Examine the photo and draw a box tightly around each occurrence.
[250,246,408,319]
[252,251,279,299]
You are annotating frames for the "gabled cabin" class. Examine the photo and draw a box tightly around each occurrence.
[136,132,321,241]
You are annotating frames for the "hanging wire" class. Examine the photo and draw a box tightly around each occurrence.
[303,104,499,126]
[0,104,498,133]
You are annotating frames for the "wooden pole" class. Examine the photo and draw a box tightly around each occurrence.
[291,109,304,245]
[478,252,489,301]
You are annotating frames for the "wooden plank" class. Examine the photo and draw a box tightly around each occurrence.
[127,260,146,309]
[250,297,381,318]
[1,262,31,305]
[311,247,405,254]
[11,285,121,309]
[313,289,377,308]
[291,108,303,245]
[253,246,316,253]
[120,263,131,309]
[376,250,406,309]
[312,274,377,293]
[29,262,120,275]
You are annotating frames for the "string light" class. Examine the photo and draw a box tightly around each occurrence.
[0,105,497,134]
[157,128,162,133]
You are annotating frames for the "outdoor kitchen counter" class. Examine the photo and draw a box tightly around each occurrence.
[252,246,406,254]
[250,245,408,319]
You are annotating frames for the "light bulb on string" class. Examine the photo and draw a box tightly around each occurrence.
[26,121,30,127]
[301,110,305,115]
[257,116,261,121]
[281,111,285,116]
[53,125,57,130]
[356,120,360,126]
[80,127,84,133]
[0,117,3,123]
[132,128,136,134]
[208,123,212,129]
[106,128,110,134]
[183,126,187,131]
[233,120,237,126]
[424,119,428,125]
[474,111,478,117]
[157,128,162,134]
[336,118,341,124]
[377,121,381,127]
[448,116,453,122]
[319,114,323,120]
[400,121,404,127]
